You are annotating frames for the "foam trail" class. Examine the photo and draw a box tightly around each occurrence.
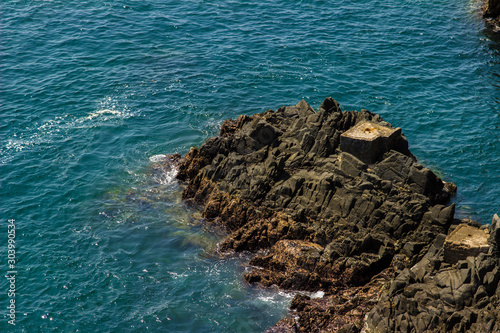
[149,155,179,185]
[0,97,135,164]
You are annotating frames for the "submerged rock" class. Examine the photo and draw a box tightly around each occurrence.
[173,97,498,332]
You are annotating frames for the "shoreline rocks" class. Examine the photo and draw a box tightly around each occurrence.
[363,216,500,333]
[171,98,499,332]
[484,0,500,32]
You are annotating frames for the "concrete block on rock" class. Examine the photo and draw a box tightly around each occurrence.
[340,121,402,164]
[444,224,491,264]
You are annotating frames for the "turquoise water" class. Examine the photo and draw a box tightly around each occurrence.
[1,0,499,331]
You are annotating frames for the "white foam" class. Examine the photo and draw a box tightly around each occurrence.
[257,290,295,304]
[310,290,325,299]
[149,154,168,163]
[81,108,124,122]
[168,271,187,279]
[152,168,178,185]
[150,154,179,185]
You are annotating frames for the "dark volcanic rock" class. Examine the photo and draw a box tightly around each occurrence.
[484,0,500,32]
[485,0,500,18]
[363,217,500,333]
[175,98,466,331]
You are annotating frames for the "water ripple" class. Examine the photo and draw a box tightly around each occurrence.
[1,0,500,332]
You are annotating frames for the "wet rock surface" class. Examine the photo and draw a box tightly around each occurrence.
[173,98,499,332]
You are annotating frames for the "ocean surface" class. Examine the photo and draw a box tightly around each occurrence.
[1,0,499,331]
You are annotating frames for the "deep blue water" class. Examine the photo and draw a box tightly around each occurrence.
[1,0,499,331]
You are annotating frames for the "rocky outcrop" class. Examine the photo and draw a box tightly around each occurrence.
[362,217,500,333]
[484,0,500,32]
[485,0,500,17]
[171,97,498,332]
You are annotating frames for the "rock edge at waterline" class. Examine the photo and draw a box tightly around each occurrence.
[167,98,499,332]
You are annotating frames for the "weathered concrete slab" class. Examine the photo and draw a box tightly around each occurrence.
[340,121,402,164]
[444,224,490,264]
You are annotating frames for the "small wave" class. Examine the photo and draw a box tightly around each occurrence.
[149,154,168,163]
[168,271,187,279]
[0,97,135,164]
[256,290,295,304]
[149,154,180,185]
[152,168,178,185]
[309,290,325,299]
[72,102,134,128]
[256,289,323,305]
[81,108,124,121]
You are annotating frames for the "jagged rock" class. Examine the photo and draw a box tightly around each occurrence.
[490,214,500,256]
[362,216,500,333]
[483,0,500,31]
[485,0,500,18]
[174,97,466,332]
[339,152,367,177]
[245,240,328,291]
[265,318,298,333]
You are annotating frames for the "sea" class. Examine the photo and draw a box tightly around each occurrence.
[1,0,499,332]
